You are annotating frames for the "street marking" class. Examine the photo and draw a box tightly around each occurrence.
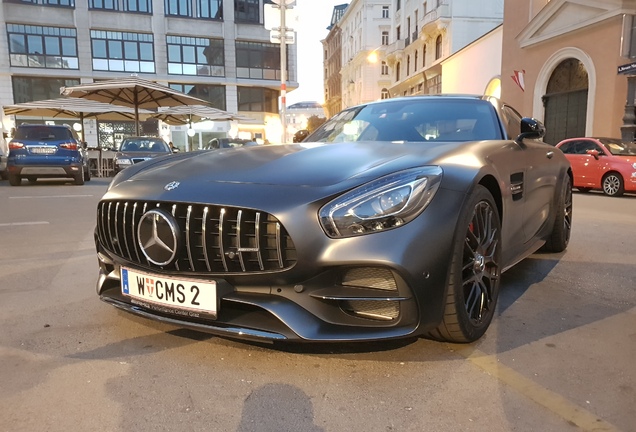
[452,346,620,431]
[0,221,50,227]
[9,195,93,199]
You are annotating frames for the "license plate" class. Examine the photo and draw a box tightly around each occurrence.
[121,267,217,318]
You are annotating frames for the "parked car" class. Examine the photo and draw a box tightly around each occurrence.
[555,137,636,196]
[204,137,259,150]
[6,123,90,186]
[113,137,173,174]
[94,95,572,345]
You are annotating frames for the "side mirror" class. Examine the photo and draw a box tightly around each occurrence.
[586,149,600,159]
[515,118,546,144]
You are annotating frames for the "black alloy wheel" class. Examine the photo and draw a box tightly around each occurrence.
[542,176,572,253]
[429,185,501,343]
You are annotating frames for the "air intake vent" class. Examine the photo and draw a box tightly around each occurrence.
[342,267,397,291]
[341,300,400,321]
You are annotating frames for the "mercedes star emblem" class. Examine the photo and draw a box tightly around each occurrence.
[164,181,180,191]
[137,209,180,266]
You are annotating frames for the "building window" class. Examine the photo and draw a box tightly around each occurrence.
[396,26,401,41]
[423,45,427,67]
[396,0,401,11]
[7,0,74,6]
[381,88,389,99]
[235,0,259,23]
[89,0,118,10]
[197,0,222,18]
[414,50,418,71]
[435,34,442,59]
[165,0,191,16]
[236,41,286,80]
[167,36,224,76]
[237,87,278,113]
[382,6,389,18]
[630,15,636,58]
[12,76,80,103]
[427,74,441,94]
[423,1,427,14]
[396,61,401,82]
[169,83,226,110]
[381,61,388,75]
[90,30,155,73]
[7,24,78,69]
[381,31,389,45]
[124,0,152,12]
[406,55,410,76]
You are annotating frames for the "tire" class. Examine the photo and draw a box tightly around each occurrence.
[577,187,591,193]
[84,165,92,182]
[73,169,85,185]
[8,174,21,186]
[0,171,7,180]
[429,185,502,343]
[542,176,572,253]
[602,173,624,197]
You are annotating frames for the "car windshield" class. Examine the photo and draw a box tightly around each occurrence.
[306,98,503,143]
[599,139,636,156]
[14,126,73,141]
[120,138,169,152]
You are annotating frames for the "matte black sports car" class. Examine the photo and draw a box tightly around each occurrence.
[94,96,572,344]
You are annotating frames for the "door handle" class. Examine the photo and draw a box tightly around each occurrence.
[546,151,554,159]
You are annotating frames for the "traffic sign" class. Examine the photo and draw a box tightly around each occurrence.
[618,61,636,75]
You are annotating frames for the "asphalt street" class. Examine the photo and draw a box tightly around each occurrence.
[0,178,634,432]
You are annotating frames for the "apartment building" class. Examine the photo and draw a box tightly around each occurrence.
[323,0,503,110]
[0,0,298,148]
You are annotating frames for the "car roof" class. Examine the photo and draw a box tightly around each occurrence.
[17,123,71,129]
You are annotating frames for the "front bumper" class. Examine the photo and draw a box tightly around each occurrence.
[94,189,465,343]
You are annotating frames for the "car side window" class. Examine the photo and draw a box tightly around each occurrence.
[558,141,575,154]
[576,140,601,154]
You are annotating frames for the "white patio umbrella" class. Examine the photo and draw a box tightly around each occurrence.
[152,105,258,125]
[60,76,210,134]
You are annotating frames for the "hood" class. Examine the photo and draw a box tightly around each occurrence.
[120,142,456,188]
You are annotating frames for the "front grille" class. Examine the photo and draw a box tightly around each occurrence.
[97,200,297,274]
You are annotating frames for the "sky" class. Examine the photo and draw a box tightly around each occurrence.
[285,0,348,106]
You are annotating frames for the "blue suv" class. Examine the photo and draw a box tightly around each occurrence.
[7,124,91,186]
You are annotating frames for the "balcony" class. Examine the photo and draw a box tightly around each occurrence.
[419,4,451,33]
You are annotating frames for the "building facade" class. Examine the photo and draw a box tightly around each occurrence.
[0,0,298,148]
[501,0,636,144]
[322,3,347,118]
[324,0,503,110]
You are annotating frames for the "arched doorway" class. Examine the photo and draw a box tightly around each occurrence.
[542,58,588,145]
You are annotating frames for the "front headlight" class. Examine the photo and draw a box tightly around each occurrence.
[319,166,443,238]
[116,158,132,166]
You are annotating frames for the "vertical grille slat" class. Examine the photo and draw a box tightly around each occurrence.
[236,210,246,272]
[97,200,296,274]
[185,205,195,271]
[255,212,264,271]
[202,206,212,272]
[219,208,229,272]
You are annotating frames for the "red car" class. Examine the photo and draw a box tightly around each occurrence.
[555,137,636,196]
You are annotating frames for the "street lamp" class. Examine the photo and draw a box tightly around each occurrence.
[187,126,195,152]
